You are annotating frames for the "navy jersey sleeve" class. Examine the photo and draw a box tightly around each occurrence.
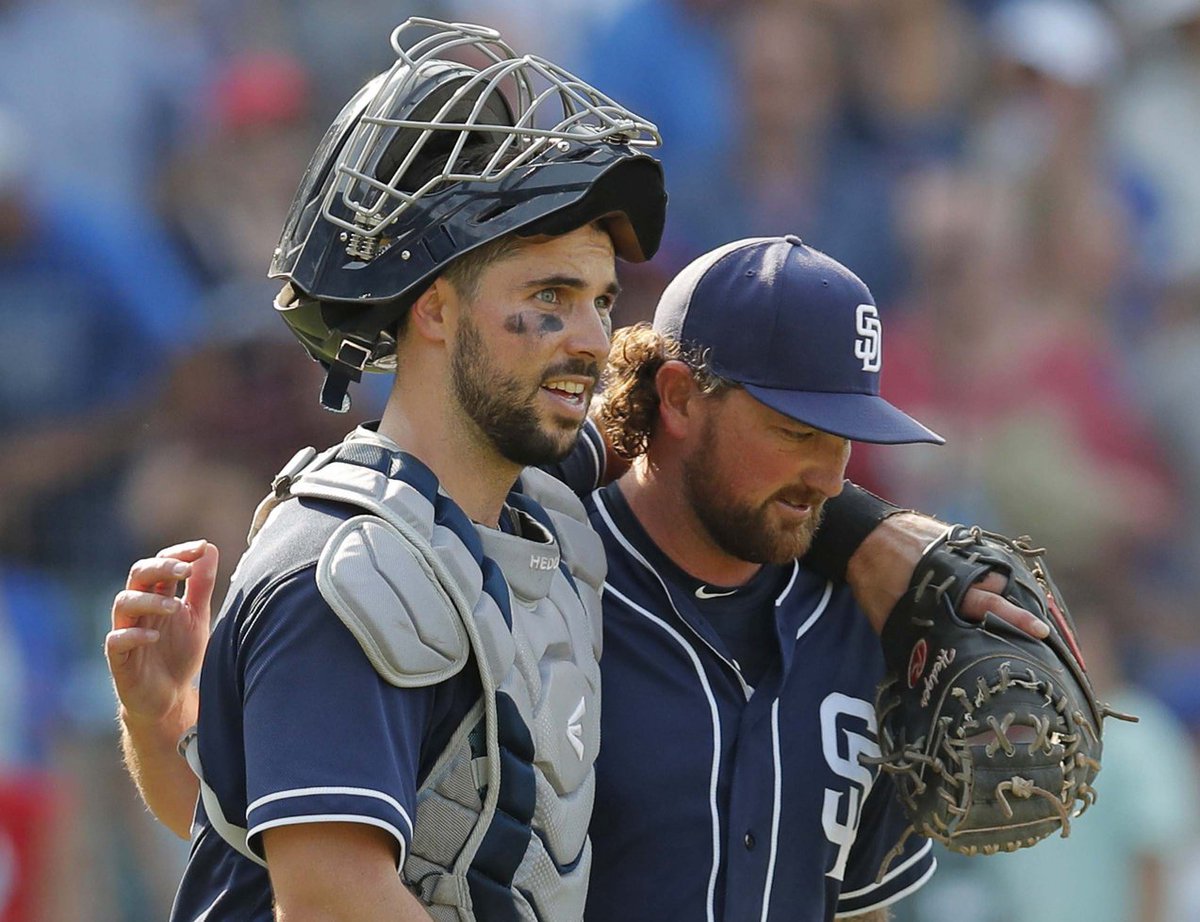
[236,573,434,864]
[535,418,606,497]
[835,772,936,916]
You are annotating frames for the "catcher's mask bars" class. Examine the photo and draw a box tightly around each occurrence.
[268,17,667,411]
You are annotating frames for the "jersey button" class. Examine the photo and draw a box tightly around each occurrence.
[743,831,756,850]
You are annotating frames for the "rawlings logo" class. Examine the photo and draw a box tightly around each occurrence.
[907,640,928,688]
[920,647,956,708]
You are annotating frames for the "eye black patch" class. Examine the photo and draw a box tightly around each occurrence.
[538,314,565,335]
[503,313,529,335]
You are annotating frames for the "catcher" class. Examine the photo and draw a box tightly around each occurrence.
[107,232,1125,922]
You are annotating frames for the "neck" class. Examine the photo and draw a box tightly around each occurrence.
[617,455,762,587]
[377,387,521,528]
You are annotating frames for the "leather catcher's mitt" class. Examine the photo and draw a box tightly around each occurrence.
[867,526,1132,871]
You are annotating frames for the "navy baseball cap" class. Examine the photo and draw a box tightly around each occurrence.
[652,236,944,445]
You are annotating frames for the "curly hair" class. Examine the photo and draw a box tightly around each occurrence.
[596,322,738,460]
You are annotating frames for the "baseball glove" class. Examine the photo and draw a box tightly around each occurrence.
[866,526,1134,874]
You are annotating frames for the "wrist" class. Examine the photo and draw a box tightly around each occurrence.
[118,689,198,740]
[848,513,950,633]
[806,482,909,581]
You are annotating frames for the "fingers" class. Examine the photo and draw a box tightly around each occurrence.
[126,540,209,594]
[960,582,1050,639]
[111,588,183,630]
[155,538,211,561]
[183,543,219,621]
[105,626,161,658]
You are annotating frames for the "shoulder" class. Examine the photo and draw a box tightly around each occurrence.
[214,495,372,642]
[233,495,361,584]
[532,419,606,498]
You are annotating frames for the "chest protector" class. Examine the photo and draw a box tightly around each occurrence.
[186,429,606,922]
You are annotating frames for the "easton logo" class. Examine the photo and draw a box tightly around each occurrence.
[566,697,586,760]
[854,304,882,372]
[907,640,928,688]
[919,647,957,708]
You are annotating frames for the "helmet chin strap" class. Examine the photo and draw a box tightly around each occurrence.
[319,338,374,412]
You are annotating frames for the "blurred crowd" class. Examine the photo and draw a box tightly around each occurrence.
[0,0,1198,919]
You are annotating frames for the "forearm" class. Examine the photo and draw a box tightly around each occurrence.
[844,910,890,922]
[266,823,433,921]
[273,884,432,922]
[807,482,947,632]
[119,688,201,839]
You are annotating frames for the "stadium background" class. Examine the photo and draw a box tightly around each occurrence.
[0,0,1198,918]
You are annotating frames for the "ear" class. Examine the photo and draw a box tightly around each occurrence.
[654,360,700,441]
[408,279,454,345]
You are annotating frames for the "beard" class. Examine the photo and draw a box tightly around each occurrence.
[681,421,827,566]
[450,313,591,467]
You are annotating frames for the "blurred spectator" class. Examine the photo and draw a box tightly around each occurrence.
[0,108,200,574]
[844,0,983,166]
[1112,0,1200,288]
[588,0,910,304]
[850,165,1173,585]
[442,0,634,67]
[972,0,1150,326]
[0,567,70,768]
[0,615,22,767]
[160,50,317,285]
[0,0,210,207]
[1112,0,1200,579]
[580,0,736,263]
[848,0,1174,587]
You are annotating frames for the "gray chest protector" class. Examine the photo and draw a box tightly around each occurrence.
[188,429,606,922]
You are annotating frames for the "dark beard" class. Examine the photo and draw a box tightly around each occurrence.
[450,314,586,467]
[681,422,826,565]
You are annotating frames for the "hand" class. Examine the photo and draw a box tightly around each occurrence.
[847,514,1048,639]
[961,571,1049,639]
[105,539,218,725]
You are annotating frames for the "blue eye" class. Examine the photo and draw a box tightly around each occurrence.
[535,289,559,304]
[594,295,614,314]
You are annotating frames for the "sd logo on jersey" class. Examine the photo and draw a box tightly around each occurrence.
[820,692,881,881]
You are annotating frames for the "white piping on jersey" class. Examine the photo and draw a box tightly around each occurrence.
[246,814,410,871]
[795,581,834,640]
[833,849,936,918]
[593,490,847,922]
[247,785,415,841]
[836,838,934,900]
[582,421,604,488]
[193,891,223,921]
[759,699,784,922]
[773,561,800,607]
[602,582,723,922]
[593,490,753,700]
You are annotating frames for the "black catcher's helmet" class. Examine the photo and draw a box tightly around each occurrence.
[268,18,667,410]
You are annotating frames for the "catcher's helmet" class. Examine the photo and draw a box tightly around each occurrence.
[268,18,667,410]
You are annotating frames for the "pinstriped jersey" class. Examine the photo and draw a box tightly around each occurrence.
[555,423,935,922]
